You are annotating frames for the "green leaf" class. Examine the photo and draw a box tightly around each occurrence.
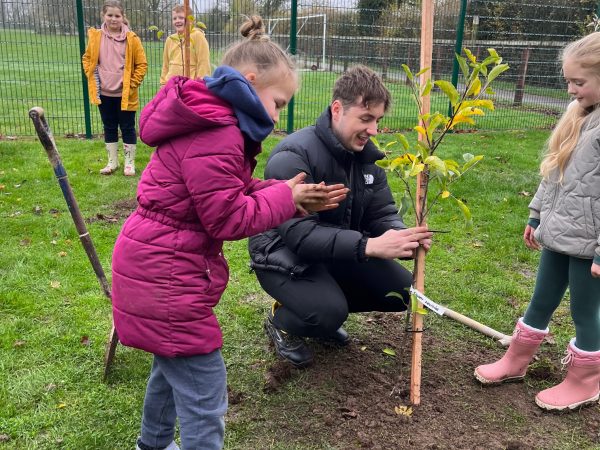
[487,63,510,83]
[424,155,447,176]
[462,154,484,172]
[375,159,390,169]
[402,64,414,81]
[485,87,496,95]
[148,25,159,31]
[410,293,419,312]
[196,21,207,29]
[415,67,430,77]
[396,133,410,151]
[382,348,396,356]
[385,291,405,299]
[420,78,432,97]
[371,136,381,150]
[157,30,164,39]
[416,141,430,159]
[453,196,473,230]
[434,80,459,106]
[398,192,412,217]
[456,54,469,79]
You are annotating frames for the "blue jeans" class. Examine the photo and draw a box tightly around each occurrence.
[139,350,227,450]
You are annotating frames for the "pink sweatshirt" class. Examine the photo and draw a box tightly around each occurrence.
[98,22,129,96]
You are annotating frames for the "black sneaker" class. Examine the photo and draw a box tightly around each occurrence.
[324,327,351,346]
[264,314,313,368]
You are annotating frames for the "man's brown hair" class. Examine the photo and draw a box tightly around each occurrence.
[332,65,391,112]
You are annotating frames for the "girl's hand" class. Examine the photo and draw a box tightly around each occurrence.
[523,224,541,250]
[592,262,600,278]
[286,173,348,214]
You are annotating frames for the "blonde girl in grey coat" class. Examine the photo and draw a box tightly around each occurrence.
[475,32,600,412]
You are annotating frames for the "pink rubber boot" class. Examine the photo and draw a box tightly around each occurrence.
[474,318,548,385]
[535,339,600,411]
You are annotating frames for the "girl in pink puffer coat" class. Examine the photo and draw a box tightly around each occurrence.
[112,15,347,450]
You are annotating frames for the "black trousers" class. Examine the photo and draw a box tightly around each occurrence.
[98,95,137,144]
[254,258,412,338]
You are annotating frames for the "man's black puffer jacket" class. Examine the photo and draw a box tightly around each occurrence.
[249,108,406,275]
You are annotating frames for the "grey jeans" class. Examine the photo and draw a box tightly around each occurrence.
[139,349,228,450]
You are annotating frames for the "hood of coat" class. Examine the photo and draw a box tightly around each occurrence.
[205,65,275,142]
[140,76,238,147]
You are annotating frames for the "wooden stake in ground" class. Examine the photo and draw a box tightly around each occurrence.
[410,0,434,406]
[28,106,118,381]
[183,0,191,78]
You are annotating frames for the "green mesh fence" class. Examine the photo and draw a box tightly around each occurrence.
[0,0,596,137]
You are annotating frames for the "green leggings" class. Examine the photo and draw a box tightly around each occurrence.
[523,249,600,351]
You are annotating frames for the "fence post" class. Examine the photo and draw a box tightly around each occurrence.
[448,0,467,117]
[76,0,92,139]
[513,47,531,106]
[286,0,297,135]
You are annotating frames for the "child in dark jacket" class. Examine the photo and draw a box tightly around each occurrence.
[111,15,347,450]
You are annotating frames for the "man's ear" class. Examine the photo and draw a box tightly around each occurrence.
[244,72,257,85]
[331,99,343,121]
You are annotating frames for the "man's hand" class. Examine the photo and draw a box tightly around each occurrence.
[286,173,348,215]
[523,224,541,250]
[365,227,433,259]
[592,262,600,278]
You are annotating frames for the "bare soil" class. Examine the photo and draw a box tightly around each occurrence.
[231,312,600,450]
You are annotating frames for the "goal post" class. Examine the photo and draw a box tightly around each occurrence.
[266,14,327,69]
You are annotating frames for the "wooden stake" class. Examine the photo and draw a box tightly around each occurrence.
[410,0,434,406]
[183,0,191,78]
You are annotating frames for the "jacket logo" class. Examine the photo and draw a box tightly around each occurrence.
[364,174,374,185]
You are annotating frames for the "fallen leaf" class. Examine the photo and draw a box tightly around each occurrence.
[0,184,5,190]
[382,348,396,357]
[394,405,413,416]
[80,336,90,346]
[50,280,61,289]
[518,191,531,197]
[360,346,367,351]
[50,240,57,245]
[32,206,42,215]
[57,402,66,409]
[0,434,9,442]
[45,383,57,392]
[58,251,67,257]
[19,239,31,246]
[13,340,26,348]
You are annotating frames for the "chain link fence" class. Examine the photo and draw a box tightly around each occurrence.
[0,0,597,137]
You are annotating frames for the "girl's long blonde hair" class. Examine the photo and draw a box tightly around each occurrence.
[541,32,600,180]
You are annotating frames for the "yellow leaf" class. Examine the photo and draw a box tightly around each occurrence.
[409,163,425,176]
[442,190,450,198]
[50,280,61,289]
[57,402,66,408]
[394,405,413,416]
[58,251,67,257]
[449,113,476,129]
[466,77,481,96]
[157,31,164,39]
[360,346,367,351]
[414,125,427,137]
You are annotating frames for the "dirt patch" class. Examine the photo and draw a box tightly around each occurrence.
[86,198,137,224]
[229,312,600,449]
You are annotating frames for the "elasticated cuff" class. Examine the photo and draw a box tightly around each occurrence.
[357,236,369,262]
[527,218,540,229]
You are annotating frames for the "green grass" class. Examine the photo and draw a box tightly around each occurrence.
[1,28,559,137]
[1,129,596,449]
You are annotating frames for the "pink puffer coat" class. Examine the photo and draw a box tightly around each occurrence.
[111,76,296,357]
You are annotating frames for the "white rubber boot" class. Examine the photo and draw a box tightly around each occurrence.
[123,143,136,176]
[100,142,119,175]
